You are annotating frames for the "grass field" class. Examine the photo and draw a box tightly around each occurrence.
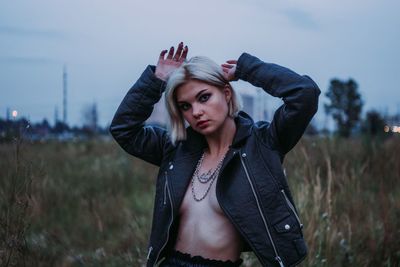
[1,136,399,266]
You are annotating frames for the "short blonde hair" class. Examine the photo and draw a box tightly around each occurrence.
[165,56,241,144]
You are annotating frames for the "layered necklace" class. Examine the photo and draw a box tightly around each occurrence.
[191,151,227,202]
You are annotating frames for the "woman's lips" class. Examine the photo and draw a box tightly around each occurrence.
[196,120,209,128]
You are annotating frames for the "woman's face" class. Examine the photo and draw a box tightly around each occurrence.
[175,80,232,136]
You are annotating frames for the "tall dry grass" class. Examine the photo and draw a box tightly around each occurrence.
[1,140,158,266]
[0,137,33,266]
[0,136,399,266]
[284,136,400,267]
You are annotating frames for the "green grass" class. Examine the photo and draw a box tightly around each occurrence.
[0,136,399,266]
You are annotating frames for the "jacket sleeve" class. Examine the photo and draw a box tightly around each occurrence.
[109,65,174,166]
[235,53,320,154]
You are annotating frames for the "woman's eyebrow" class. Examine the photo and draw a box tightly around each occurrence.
[195,89,208,98]
[177,89,208,103]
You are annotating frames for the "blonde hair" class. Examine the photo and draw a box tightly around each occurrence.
[165,56,241,144]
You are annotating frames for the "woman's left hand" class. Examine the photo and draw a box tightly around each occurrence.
[221,60,238,81]
[155,42,188,81]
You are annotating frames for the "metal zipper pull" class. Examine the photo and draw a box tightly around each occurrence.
[276,256,285,267]
[146,246,153,260]
[163,172,168,205]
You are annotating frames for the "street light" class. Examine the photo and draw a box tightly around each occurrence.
[12,110,18,119]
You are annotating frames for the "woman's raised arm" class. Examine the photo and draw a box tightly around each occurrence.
[109,43,188,166]
[227,53,320,155]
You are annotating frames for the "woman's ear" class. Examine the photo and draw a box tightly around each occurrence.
[223,84,232,103]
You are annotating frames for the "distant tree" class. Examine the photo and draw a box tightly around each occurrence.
[324,78,363,137]
[53,121,69,134]
[29,119,51,137]
[362,110,386,136]
[39,119,51,129]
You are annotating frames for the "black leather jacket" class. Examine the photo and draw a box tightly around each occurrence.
[110,53,320,267]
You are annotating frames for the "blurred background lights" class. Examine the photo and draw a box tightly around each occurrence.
[12,110,18,118]
[384,125,400,133]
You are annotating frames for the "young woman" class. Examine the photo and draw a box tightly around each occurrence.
[110,42,320,267]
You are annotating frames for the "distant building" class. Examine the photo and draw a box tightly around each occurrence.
[235,86,271,122]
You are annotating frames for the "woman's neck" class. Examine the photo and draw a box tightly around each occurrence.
[204,117,236,157]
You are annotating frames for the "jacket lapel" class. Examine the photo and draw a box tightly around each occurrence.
[168,150,202,211]
[231,111,253,148]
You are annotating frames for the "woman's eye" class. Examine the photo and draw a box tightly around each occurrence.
[179,103,190,111]
[199,94,211,102]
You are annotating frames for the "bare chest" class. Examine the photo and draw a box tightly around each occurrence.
[179,175,223,216]
[174,152,244,259]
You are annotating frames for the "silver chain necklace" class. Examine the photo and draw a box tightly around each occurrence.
[195,153,218,183]
[191,151,227,202]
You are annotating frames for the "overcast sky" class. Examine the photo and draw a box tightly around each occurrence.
[1,0,399,127]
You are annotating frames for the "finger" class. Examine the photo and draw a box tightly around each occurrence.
[167,47,174,59]
[173,42,183,61]
[221,63,234,68]
[180,45,189,61]
[226,60,238,64]
[159,50,168,61]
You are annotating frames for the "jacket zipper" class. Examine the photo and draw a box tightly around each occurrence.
[281,189,303,229]
[239,152,285,267]
[154,171,174,265]
[216,150,271,266]
[163,178,168,205]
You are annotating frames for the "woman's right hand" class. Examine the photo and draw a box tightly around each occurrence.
[155,42,188,81]
[221,60,238,82]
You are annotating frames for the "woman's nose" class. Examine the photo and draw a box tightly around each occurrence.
[192,104,203,118]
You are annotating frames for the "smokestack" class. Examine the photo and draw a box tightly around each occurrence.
[63,64,67,125]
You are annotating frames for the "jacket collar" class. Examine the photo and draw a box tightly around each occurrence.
[181,111,253,152]
[232,111,254,147]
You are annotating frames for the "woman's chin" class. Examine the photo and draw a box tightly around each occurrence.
[194,126,214,135]
[197,126,224,137]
